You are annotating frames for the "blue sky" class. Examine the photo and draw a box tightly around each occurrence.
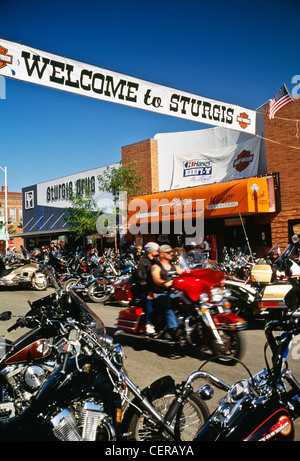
[0,0,299,192]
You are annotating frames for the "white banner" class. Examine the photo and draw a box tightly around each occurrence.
[171,137,261,189]
[0,39,256,134]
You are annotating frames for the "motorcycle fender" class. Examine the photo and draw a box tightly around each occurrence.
[212,312,247,330]
[116,307,144,333]
[142,375,176,401]
[122,376,176,433]
[121,375,176,433]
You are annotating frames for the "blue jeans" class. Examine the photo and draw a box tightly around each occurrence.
[154,293,180,329]
[141,294,154,324]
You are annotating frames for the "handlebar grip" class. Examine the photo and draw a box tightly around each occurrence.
[7,322,19,332]
[60,351,71,374]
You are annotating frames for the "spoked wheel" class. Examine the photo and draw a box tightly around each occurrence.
[210,330,246,364]
[87,279,111,303]
[127,391,209,441]
[62,277,79,292]
[32,274,48,291]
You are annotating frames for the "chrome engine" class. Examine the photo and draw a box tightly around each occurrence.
[51,400,116,441]
[0,362,57,419]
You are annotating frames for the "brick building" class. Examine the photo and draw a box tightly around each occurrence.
[122,139,159,194]
[264,98,300,246]
[122,100,300,257]
[0,186,23,253]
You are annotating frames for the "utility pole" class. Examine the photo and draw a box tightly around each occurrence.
[0,166,8,252]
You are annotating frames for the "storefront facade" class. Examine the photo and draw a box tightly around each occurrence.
[21,164,118,250]
[127,174,278,259]
[121,111,279,257]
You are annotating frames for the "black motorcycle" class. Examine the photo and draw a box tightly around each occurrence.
[0,288,102,422]
[193,282,300,441]
[0,289,209,441]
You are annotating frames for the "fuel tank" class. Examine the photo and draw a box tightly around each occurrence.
[2,328,52,365]
[196,399,294,441]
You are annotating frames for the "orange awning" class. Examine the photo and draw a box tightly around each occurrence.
[128,176,276,225]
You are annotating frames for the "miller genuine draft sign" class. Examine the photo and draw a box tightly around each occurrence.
[0,39,256,134]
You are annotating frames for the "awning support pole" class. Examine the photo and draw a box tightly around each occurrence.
[239,212,253,259]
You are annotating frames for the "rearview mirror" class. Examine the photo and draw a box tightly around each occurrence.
[0,311,12,321]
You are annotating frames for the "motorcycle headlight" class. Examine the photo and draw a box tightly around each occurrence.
[199,293,209,303]
[223,288,231,299]
[112,343,125,367]
[210,287,223,303]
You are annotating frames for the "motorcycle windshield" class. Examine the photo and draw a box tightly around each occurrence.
[28,289,107,342]
[68,289,106,340]
[179,250,207,271]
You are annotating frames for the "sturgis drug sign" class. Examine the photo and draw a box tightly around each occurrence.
[0,38,256,134]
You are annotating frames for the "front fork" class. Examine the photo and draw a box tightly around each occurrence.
[196,305,224,345]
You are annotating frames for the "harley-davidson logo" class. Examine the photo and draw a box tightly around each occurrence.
[236,112,251,129]
[0,46,13,69]
[259,415,292,441]
[233,150,253,172]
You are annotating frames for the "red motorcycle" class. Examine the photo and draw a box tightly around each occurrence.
[115,266,247,363]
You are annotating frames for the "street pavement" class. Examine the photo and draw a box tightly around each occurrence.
[0,287,300,441]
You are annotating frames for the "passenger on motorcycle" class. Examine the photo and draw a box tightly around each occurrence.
[151,245,182,339]
[135,242,159,335]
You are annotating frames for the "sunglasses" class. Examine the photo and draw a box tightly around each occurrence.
[164,250,174,254]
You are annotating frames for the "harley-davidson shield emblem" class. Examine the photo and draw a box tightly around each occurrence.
[236,112,251,129]
[233,150,253,172]
[0,46,13,69]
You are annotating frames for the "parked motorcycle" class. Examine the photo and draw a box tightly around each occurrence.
[0,257,48,291]
[195,287,300,440]
[224,235,300,320]
[60,251,135,303]
[115,256,247,363]
[0,289,209,440]
[86,254,136,303]
[0,288,96,420]
[257,236,300,318]
[219,246,255,281]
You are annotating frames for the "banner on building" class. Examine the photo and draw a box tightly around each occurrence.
[171,137,261,189]
[0,39,256,134]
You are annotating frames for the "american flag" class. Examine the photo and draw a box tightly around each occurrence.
[268,84,293,119]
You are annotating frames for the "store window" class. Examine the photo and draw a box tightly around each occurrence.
[9,208,16,222]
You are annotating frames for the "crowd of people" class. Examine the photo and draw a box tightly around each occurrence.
[1,236,210,339]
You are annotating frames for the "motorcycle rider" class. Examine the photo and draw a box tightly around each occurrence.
[151,245,182,339]
[135,242,159,335]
